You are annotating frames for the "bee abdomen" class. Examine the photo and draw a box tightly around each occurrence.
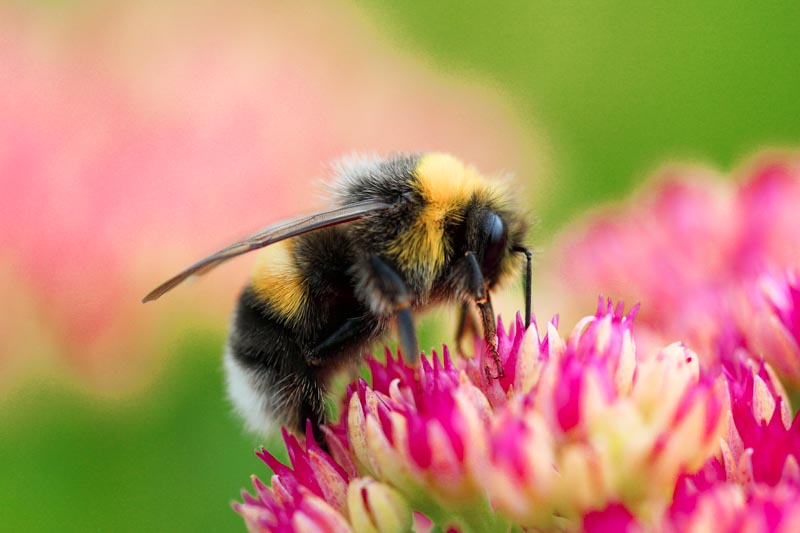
[224,347,324,435]
[225,288,325,434]
[249,241,309,324]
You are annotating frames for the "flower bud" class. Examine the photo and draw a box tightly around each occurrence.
[347,478,412,533]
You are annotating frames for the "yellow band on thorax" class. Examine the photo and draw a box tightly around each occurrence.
[387,153,490,280]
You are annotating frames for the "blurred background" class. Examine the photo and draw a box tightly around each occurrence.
[2,1,799,530]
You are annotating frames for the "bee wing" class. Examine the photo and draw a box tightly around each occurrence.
[142,199,391,303]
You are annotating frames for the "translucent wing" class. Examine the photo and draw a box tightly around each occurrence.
[142,199,391,303]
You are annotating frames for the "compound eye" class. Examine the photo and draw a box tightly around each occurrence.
[481,212,507,277]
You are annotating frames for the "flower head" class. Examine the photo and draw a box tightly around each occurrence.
[235,425,411,533]
[743,271,800,385]
[239,304,733,531]
[668,483,800,533]
[478,302,724,527]
[552,153,800,384]
[235,426,353,532]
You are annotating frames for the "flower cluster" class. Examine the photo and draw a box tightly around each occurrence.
[667,355,800,532]
[234,299,800,531]
[743,272,800,385]
[554,154,800,386]
[234,425,411,532]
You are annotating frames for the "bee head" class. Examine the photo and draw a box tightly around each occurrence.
[404,152,528,291]
[454,194,528,290]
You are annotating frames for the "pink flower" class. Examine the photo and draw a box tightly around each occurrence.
[479,302,724,527]
[525,152,800,532]
[583,504,641,533]
[743,272,800,385]
[724,357,799,488]
[667,483,800,533]
[345,350,502,530]
[679,356,799,493]
[235,425,411,533]
[550,153,800,384]
[663,354,800,532]
[235,427,352,532]
[240,304,730,531]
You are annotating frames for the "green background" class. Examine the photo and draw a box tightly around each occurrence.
[3,2,800,531]
[360,1,800,234]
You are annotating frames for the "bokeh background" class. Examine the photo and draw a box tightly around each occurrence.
[2,1,799,531]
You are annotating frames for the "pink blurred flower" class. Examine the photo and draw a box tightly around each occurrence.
[583,504,641,533]
[667,483,800,533]
[551,153,800,385]
[539,157,800,530]
[239,304,730,531]
[0,1,536,390]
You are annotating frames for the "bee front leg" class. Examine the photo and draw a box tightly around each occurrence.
[512,246,533,328]
[360,255,420,364]
[463,251,503,379]
[306,317,364,366]
[455,301,480,355]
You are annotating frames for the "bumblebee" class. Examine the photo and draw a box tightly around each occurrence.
[144,153,532,440]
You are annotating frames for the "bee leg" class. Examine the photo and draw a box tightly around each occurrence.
[306,317,363,366]
[455,301,479,355]
[364,255,420,364]
[463,251,504,379]
[298,390,328,449]
[512,246,533,328]
[395,306,418,364]
[478,293,503,379]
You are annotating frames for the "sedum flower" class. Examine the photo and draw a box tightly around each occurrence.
[582,504,641,533]
[680,355,799,492]
[345,349,501,530]
[743,271,800,386]
[540,354,800,533]
[233,152,800,531]
[478,301,724,528]
[723,356,799,488]
[347,478,412,533]
[667,483,800,533]
[234,425,411,533]
[666,355,800,532]
[235,299,800,531]
[234,427,353,532]
[550,153,800,384]
[285,301,724,532]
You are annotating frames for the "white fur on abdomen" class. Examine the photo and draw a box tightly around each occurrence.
[223,345,278,436]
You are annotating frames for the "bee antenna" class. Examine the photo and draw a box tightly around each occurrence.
[512,246,532,328]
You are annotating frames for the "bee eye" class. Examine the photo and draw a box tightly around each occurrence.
[481,212,507,277]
